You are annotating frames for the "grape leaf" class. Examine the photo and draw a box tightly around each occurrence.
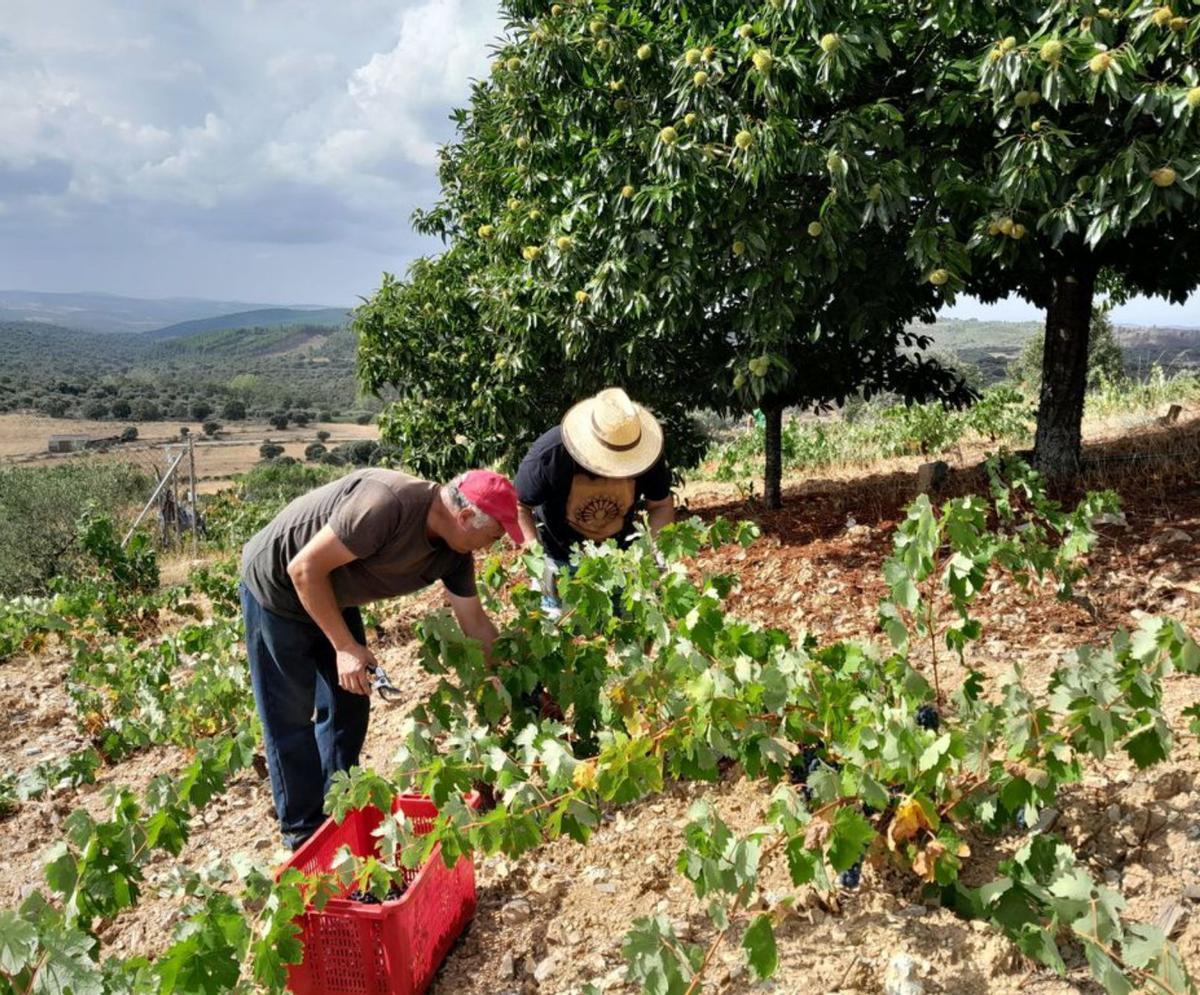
[0,909,37,974]
[742,913,778,980]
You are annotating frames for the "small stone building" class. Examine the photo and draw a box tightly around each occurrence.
[47,434,94,453]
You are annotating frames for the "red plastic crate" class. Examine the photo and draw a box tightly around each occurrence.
[283,794,478,995]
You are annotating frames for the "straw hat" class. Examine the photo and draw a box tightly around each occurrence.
[561,387,664,477]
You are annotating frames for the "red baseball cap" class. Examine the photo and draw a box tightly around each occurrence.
[458,470,523,543]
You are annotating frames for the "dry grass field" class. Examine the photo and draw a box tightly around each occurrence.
[0,413,378,490]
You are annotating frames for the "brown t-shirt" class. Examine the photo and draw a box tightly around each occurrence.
[240,469,475,621]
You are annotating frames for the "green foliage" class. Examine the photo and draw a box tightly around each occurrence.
[0,320,365,424]
[1086,363,1200,419]
[77,514,159,593]
[1010,308,1127,390]
[354,0,986,484]
[707,387,1035,482]
[202,461,345,549]
[327,460,1195,995]
[0,453,1196,994]
[0,464,148,596]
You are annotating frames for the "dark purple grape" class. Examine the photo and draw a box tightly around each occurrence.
[915,705,940,732]
[839,862,862,889]
[348,882,407,903]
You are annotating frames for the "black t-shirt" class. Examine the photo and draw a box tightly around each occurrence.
[515,426,672,562]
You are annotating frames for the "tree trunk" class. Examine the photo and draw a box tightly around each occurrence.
[763,405,783,509]
[1033,254,1095,480]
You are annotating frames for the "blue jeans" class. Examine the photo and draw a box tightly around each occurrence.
[240,583,370,849]
[540,558,572,615]
[540,557,624,617]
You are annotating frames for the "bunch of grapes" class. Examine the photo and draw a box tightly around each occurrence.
[915,704,940,732]
[347,882,408,904]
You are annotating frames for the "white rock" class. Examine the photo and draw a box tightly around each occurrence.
[533,952,564,983]
[500,898,533,924]
[498,951,516,979]
[884,953,924,995]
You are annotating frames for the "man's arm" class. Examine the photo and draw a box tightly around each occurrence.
[645,495,675,536]
[447,591,498,660]
[287,524,378,695]
[517,503,540,547]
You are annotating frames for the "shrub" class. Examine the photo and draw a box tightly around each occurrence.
[39,397,70,418]
[202,421,221,437]
[190,401,213,421]
[316,430,331,443]
[0,463,149,595]
[291,411,311,427]
[119,426,138,443]
[1009,307,1125,390]
[202,459,342,548]
[221,399,247,421]
[179,426,190,438]
[355,412,373,425]
[132,400,160,421]
[269,414,289,431]
[259,442,285,461]
[304,443,327,462]
[81,400,109,420]
[330,439,385,466]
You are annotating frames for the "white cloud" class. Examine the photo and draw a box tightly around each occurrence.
[0,0,503,299]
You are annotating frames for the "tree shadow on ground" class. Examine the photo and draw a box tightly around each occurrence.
[693,420,1200,549]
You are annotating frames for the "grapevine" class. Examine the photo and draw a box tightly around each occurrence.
[328,457,1197,994]
[0,463,1196,994]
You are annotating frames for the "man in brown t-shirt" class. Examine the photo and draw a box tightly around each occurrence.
[239,467,523,848]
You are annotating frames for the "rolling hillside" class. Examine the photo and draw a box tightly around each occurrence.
[143,307,349,341]
[0,319,366,422]
[0,290,348,336]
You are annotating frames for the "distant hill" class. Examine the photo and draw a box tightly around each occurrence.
[0,318,367,423]
[150,323,344,358]
[914,317,1200,382]
[144,307,350,341]
[0,290,347,335]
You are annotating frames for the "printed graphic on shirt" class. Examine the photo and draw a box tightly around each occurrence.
[565,474,635,540]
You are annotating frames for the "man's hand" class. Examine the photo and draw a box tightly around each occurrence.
[447,591,499,661]
[336,641,378,696]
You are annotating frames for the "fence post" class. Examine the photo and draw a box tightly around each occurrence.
[189,434,198,558]
[122,450,186,547]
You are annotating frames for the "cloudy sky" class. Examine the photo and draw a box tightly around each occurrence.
[0,0,503,305]
[1,1,1195,325]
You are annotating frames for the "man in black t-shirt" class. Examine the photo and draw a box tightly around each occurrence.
[515,387,675,613]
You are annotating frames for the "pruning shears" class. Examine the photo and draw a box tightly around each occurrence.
[368,664,404,703]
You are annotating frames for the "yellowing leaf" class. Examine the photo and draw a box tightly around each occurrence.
[572,760,598,791]
[887,798,933,850]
